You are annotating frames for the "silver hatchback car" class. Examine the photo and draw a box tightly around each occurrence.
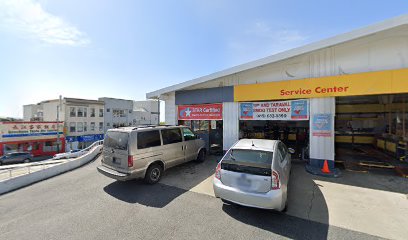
[213,139,293,211]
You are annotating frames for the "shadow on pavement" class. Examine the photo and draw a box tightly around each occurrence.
[222,161,330,239]
[222,204,329,240]
[103,180,187,208]
[103,155,218,207]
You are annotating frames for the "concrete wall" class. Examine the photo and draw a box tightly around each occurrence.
[163,93,177,125]
[0,145,103,195]
[223,102,239,151]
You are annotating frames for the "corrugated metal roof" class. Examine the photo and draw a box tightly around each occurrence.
[147,14,408,99]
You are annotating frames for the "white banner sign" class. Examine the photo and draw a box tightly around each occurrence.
[239,99,309,121]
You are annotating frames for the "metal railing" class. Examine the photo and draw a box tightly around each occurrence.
[0,140,104,181]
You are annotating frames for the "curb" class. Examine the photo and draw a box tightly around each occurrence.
[0,145,103,195]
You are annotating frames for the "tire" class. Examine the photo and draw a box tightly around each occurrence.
[196,149,206,162]
[144,163,163,184]
[23,158,30,163]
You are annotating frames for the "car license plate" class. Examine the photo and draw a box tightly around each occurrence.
[112,157,121,165]
[237,174,252,188]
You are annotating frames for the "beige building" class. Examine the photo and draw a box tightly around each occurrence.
[24,98,104,150]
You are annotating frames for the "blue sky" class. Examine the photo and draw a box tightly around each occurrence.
[0,0,407,120]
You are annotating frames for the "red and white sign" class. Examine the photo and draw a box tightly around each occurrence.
[178,104,223,120]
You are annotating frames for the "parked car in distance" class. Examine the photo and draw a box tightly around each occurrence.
[213,139,294,212]
[0,152,33,165]
[53,149,83,160]
[97,125,206,184]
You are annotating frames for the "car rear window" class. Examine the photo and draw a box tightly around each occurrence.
[104,131,129,150]
[223,149,273,165]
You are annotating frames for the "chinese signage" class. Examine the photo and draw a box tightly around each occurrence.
[234,68,408,101]
[312,114,332,137]
[0,122,64,140]
[240,100,309,121]
[178,104,223,120]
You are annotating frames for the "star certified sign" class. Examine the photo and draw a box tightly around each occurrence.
[178,104,223,120]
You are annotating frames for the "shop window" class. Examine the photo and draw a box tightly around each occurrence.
[77,122,84,132]
[161,128,182,145]
[77,107,84,117]
[83,108,87,117]
[84,122,87,132]
[182,128,196,141]
[99,122,103,131]
[43,141,58,152]
[90,122,95,131]
[90,108,95,117]
[70,107,76,117]
[32,142,40,151]
[69,122,76,133]
[137,131,161,149]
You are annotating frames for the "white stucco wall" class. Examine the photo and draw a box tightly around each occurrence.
[222,102,239,151]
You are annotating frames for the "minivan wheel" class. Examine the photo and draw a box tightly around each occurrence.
[144,164,163,184]
[196,149,206,162]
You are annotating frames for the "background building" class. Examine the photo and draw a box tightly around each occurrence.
[24,97,104,151]
[0,121,64,157]
[99,98,159,132]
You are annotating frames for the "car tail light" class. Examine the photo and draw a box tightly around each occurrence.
[271,170,280,190]
[215,163,221,180]
[128,155,134,167]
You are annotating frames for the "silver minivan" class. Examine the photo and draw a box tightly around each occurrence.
[213,139,293,211]
[97,125,206,184]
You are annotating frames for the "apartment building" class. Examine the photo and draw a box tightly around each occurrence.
[99,98,159,132]
[24,98,104,150]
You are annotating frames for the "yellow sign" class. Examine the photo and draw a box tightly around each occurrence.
[234,68,408,101]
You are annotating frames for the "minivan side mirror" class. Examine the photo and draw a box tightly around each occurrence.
[288,148,295,154]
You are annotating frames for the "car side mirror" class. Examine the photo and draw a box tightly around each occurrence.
[288,148,295,154]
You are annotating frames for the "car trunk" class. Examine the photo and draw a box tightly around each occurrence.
[103,131,129,172]
[220,160,272,193]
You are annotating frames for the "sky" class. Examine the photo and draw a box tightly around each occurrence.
[0,0,407,121]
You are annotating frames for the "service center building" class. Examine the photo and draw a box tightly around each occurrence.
[147,16,408,174]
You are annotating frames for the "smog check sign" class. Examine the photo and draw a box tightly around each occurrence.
[178,104,222,120]
[239,99,309,121]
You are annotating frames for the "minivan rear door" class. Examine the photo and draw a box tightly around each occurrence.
[103,131,129,171]
[220,149,273,193]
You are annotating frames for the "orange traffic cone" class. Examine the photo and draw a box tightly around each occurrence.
[321,160,331,174]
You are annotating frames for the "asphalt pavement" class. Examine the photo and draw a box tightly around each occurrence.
[0,156,385,240]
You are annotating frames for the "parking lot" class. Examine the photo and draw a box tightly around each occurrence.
[0,155,407,240]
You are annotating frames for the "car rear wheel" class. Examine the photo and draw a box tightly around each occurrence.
[196,149,206,162]
[23,158,30,163]
[144,164,163,184]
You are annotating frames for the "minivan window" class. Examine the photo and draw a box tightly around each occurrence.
[223,149,273,165]
[161,128,182,145]
[182,128,196,141]
[104,131,129,150]
[137,130,161,149]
